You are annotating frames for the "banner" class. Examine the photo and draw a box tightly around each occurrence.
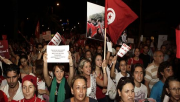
[0,40,9,59]
[86,2,105,41]
[157,35,168,50]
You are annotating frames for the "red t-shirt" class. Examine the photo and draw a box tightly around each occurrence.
[127,58,143,65]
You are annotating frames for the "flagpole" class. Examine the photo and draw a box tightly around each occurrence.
[104,28,107,60]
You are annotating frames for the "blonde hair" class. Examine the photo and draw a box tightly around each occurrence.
[78,59,91,74]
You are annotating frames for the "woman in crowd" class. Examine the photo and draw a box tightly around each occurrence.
[19,75,45,102]
[110,57,130,86]
[64,75,97,102]
[127,48,143,72]
[161,76,180,102]
[92,54,108,102]
[116,77,135,102]
[43,52,74,102]
[19,55,33,78]
[78,57,108,100]
[34,59,49,100]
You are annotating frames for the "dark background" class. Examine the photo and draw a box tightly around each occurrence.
[0,0,180,42]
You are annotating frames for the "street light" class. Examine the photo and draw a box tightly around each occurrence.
[57,3,59,6]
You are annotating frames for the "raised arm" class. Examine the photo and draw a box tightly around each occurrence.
[67,51,74,86]
[96,60,108,87]
[37,45,47,60]
[43,53,52,87]
[0,55,13,65]
[110,56,117,79]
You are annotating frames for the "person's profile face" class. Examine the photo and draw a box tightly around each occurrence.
[71,79,87,101]
[162,66,173,79]
[6,71,19,88]
[22,80,35,99]
[118,83,135,102]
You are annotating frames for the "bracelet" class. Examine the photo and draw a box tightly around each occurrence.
[69,65,73,67]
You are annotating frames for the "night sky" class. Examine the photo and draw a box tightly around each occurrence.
[0,0,180,40]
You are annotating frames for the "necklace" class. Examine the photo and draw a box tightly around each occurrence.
[23,97,37,102]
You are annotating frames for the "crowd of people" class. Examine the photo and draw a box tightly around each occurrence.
[0,34,180,102]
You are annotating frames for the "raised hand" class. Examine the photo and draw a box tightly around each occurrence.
[68,51,73,66]
[43,53,48,63]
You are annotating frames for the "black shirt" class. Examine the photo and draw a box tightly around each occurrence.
[48,78,72,102]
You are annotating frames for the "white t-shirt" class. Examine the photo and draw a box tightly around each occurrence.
[115,70,130,86]
[0,79,7,87]
[0,81,24,101]
[105,67,116,95]
[37,80,46,99]
[134,83,147,102]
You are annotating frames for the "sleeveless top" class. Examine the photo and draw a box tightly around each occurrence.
[95,72,106,99]
[86,74,96,99]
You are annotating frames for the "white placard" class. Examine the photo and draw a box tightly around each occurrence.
[47,45,69,63]
[107,42,112,52]
[157,35,167,50]
[127,38,134,43]
[117,43,131,57]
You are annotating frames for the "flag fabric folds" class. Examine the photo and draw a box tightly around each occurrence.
[105,0,138,44]
[35,21,40,38]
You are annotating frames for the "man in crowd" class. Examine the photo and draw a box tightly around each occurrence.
[150,61,173,102]
[160,45,169,61]
[144,50,164,97]
[139,45,152,68]
[0,64,24,101]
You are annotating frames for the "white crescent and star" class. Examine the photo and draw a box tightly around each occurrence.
[107,8,116,25]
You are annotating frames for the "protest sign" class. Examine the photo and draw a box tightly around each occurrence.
[0,40,9,59]
[48,32,61,45]
[117,43,131,57]
[47,45,69,63]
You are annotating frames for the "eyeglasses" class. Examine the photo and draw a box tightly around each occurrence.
[169,88,180,92]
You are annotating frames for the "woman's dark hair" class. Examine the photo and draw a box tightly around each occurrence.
[34,59,44,80]
[71,75,87,88]
[161,76,180,102]
[116,77,134,102]
[5,64,20,77]
[158,61,172,80]
[19,55,28,60]
[131,63,145,78]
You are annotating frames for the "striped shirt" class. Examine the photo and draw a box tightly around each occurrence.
[144,61,159,90]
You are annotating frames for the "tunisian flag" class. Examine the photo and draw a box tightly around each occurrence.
[105,0,138,44]
[35,21,40,38]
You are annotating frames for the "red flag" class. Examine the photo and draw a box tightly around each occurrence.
[105,0,138,44]
[176,24,180,58]
[35,21,40,38]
